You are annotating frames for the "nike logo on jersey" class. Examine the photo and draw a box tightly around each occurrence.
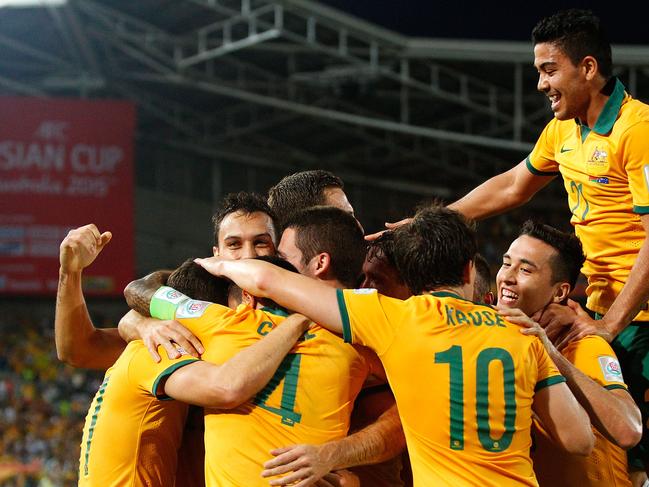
[560,145,573,153]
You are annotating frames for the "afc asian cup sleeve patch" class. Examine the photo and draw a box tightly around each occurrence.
[153,286,188,304]
[176,299,211,318]
[598,355,625,383]
[352,288,377,295]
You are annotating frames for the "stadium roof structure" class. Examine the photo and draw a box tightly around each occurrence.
[2,0,649,202]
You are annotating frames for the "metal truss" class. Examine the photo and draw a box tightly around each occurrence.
[2,0,649,193]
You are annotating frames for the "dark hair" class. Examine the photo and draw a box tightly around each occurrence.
[532,9,612,79]
[519,220,585,290]
[473,253,492,302]
[227,255,299,311]
[268,170,344,227]
[167,259,230,305]
[283,206,365,288]
[392,206,477,294]
[212,192,277,246]
[366,231,403,279]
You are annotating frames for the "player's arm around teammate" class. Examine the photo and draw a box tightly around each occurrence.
[261,403,404,486]
[195,255,596,457]
[515,304,643,450]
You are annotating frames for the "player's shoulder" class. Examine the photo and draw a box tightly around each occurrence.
[618,96,649,128]
[563,334,615,356]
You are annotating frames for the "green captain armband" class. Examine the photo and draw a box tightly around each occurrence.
[150,286,190,320]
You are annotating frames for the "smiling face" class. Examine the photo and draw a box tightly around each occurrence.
[214,211,276,260]
[496,235,567,316]
[534,42,592,122]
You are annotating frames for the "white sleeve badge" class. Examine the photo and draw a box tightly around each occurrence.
[598,355,625,383]
[176,299,210,318]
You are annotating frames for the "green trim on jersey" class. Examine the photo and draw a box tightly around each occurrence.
[151,359,200,400]
[336,289,352,343]
[604,383,628,392]
[633,205,649,214]
[84,375,111,476]
[525,156,560,176]
[592,78,626,135]
[261,306,289,317]
[535,375,566,392]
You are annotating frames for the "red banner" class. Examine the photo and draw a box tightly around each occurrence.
[0,97,135,296]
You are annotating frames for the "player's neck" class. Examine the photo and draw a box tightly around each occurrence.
[581,77,611,128]
[424,285,469,299]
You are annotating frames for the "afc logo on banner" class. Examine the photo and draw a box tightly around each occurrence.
[33,121,68,141]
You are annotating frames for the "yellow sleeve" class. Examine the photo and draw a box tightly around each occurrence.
[126,341,199,400]
[621,121,649,213]
[337,288,404,356]
[526,120,561,176]
[532,339,566,391]
[563,336,628,391]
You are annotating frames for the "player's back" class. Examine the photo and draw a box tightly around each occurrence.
[78,341,189,487]
[338,289,566,487]
[198,306,371,487]
[388,293,560,486]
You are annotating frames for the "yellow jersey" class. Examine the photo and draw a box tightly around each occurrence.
[532,336,631,487]
[150,287,374,487]
[78,340,197,487]
[336,289,565,487]
[527,78,649,319]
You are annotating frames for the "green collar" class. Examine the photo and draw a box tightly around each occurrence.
[430,291,463,300]
[577,77,626,135]
[261,306,289,317]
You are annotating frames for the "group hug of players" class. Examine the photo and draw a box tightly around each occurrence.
[54,8,649,487]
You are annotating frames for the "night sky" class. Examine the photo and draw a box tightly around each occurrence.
[318,1,649,45]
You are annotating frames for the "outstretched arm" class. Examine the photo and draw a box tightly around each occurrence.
[194,257,343,334]
[55,224,125,369]
[162,314,311,408]
[448,159,553,220]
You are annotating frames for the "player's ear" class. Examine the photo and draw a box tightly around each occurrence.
[241,289,257,308]
[462,259,475,286]
[312,252,331,278]
[552,282,571,303]
[213,245,219,257]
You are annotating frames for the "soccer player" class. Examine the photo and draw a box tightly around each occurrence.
[374,9,649,472]
[195,206,595,486]
[497,220,642,486]
[211,191,277,259]
[129,206,401,486]
[267,170,355,226]
[59,227,311,486]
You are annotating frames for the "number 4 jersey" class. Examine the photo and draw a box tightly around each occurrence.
[336,289,565,487]
[150,287,374,487]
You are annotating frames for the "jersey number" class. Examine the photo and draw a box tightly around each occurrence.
[569,181,590,221]
[253,353,302,426]
[435,345,516,452]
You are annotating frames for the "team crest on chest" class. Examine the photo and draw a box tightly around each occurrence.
[586,145,609,174]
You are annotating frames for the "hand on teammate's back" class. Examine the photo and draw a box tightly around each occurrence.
[261,443,337,486]
[140,316,203,362]
[59,223,112,273]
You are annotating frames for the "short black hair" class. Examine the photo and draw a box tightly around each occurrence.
[283,206,365,288]
[212,192,277,246]
[519,220,585,290]
[167,259,230,305]
[227,255,299,311]
[268,170,344,227]
[392,206,477,294]
[532,9,612,79]
[473,253,492,302]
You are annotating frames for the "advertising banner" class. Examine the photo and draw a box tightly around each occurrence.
[0,97,135,296]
